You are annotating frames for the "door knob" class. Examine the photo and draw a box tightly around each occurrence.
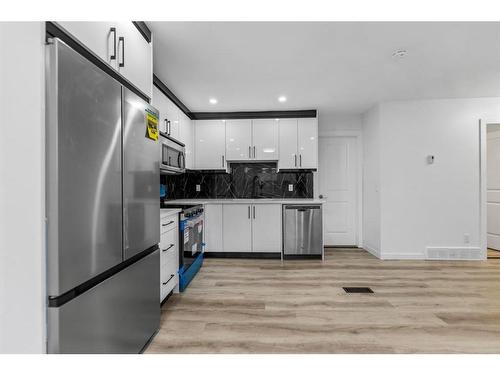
[319,194,327,199]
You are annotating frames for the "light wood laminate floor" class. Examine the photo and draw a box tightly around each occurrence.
[146,248,500,353]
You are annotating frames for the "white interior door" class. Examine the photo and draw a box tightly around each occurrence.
[318,136,358,246]
[487,130,500,250]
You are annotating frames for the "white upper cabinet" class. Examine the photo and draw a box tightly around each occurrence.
[57,22,118,68]
[225,119,279,161]
[278,118,318,170]
[225,120,252,161]
[152,85,169,132]
[116,22,152,99]
[278,119,299,169]
[297,118,318,169]
[179,111,194,170]
[194,120,226,170]
[166,101,181,140]
[252,119,279,161]
[56,22,152,99]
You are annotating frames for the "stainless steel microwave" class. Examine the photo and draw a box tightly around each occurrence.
[160,134,185,174]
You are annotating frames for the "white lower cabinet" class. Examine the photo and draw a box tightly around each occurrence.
[222,204,252,252]
[204,204,223,252]
[252,204,282,253]
[160,213,179,302]
[221,204,281,253]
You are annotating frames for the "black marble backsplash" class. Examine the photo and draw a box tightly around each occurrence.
[161,163,313,200]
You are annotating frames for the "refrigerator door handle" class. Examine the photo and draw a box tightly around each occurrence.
[119,37,125,67]
[109,27,117,60]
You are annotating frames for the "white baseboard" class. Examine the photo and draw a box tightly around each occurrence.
[426,246,484,260]
[381,252,425,260]
[363,245,381,259]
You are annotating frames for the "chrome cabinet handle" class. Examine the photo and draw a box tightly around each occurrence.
[118,36,125,67]
[110,27,116,60]
[222,155,225,167]
[248,146,251,159]
[248,206,250,219]
[253,206,255,219]
[253,146,256,158]
[162,220,174,227]
[162,244,175,252]
[300,154,302,167]
[294,154,297,167]
[164,119,168,133]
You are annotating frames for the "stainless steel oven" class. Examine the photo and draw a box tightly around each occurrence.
[160,134,185,174]
[161,203,205,291]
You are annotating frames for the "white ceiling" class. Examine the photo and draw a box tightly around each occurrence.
[149,22,500,115]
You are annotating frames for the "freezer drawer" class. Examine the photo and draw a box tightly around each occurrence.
[48,249,160,354]
[283,205,323,256]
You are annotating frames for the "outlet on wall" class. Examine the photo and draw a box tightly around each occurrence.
[464,233,470,244]
[196,184,201,192]
[288,184,293,192]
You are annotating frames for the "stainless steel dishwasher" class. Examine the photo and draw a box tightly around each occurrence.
[283,205,323,258]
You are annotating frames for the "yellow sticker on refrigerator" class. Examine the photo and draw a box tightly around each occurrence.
[145,109,159,141]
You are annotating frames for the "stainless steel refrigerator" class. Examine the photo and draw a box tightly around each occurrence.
[46,38,160,353]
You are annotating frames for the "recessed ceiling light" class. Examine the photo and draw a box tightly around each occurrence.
[278,96,287,103]
[392,49,407,58]
[209,98,218,105]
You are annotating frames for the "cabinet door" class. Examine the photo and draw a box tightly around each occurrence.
[57,22,117,69]
[152,86,169,133]
[252,204,282,253]
[179,112,194,169]
[226,119,252,161]
[223,204,252,252]
[252,119,279,160]
[278,119,298,169]
[204,204,223,252]
[116,22,152,99]
[194,120,226,170]
[297,118,318,169]
[166,102,180,139]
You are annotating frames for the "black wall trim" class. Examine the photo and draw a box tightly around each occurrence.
[203,252,281,259]
[46,22,150,103]
[191,110,317,120]
[48,245,159,308]
[133,21,152,43]
[153,74,194,119]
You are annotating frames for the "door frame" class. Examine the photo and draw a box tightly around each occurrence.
[480,119,500,260]
[317,129,363,248]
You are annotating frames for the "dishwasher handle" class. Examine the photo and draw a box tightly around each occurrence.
[284,205,321,210]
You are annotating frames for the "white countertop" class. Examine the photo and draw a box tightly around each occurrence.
[163,198,324,205]
[160,208,182,218]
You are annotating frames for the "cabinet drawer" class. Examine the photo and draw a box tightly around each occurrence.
[160,227,177,250]
[160,216,178,234]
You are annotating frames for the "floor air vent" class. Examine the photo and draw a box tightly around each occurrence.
[343,287,374,294]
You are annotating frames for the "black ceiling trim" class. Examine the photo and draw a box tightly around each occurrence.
[132,21,151,43]
[153,74,194,119]
[190,110,317,120]
[45,22,150,103]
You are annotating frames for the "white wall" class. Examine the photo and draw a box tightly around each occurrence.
[318,112,362,134]
[363,98,500,259]
[0,22,46,353]
[361,105,381,256]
